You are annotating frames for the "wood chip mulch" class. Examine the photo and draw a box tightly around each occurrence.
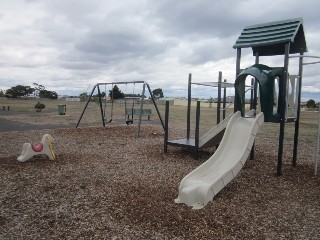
[0,125,319,239]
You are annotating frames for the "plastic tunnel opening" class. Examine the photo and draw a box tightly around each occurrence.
[235,64,284,123]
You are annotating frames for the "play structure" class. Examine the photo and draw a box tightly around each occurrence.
[233,18,309,176]
[174,18,313,209]
[164,72,235,157]
[17,134,55,162]
[76,81,164,137]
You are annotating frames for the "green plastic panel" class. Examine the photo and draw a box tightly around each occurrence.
[235,64,284,122]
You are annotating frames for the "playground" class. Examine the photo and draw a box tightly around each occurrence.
[0,101,319,239]
[1,18,320,239]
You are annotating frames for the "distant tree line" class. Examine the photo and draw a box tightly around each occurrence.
[106,85,164,99]
[4,83,58,99]
[2,84,165,101]
[306,99,318,109]
[79,85,164,102]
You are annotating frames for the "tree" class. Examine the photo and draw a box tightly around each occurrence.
[39,90,58,99]
[33,83,45,97]
[306,99,316,108]
[5,85,34,98]
[152,88,164,99]
[33,83,45,91]
[33,83,57,99]
[109,85,125,99]
[79,92,88,102]
[208,97,214,108]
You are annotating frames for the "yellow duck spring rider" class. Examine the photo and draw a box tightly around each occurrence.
[17,134,56,162]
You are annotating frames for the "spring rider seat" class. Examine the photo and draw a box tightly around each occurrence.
[17,134,56,162]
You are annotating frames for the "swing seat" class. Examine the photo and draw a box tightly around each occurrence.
[126,119,133,125]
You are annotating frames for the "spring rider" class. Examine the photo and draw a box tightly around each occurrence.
[17,134,56,162]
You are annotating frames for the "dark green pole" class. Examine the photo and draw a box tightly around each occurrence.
[250,78,256,160]
[235,48,241,112]
[250,52,259,160]
[187,73,192,139]
[250,78,254,110]
[217,72,222,124]
[292,52,304,167]
[253,80,258,110]
[254,51,259,110]
[195,101,200,158]
[164,101,170,153]
[277,43,290,176]
[223,79,227,120]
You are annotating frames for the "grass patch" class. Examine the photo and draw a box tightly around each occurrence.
[0,97,318,145]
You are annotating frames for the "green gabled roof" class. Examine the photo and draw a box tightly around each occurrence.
[233,18,307,56]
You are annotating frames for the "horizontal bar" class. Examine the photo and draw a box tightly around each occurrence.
[191,82,234,88]
[289,55,320,59]
[303,61,320,65]
[95,81,146,86]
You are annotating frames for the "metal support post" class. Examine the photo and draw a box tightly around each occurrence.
[164,101,170,153]
[97,85,105,127]
[223,79,227,120]
[76,85,97,128]
[277,43,290,176]
[137,83,146,137]
[235,48,241,112]
[187,73,192,139]
[217,72,222,124]
[292,52,304,166]
[146,83,165,130]
[195,101,200,158]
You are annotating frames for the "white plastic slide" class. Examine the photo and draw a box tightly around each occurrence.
[198,114,230,148]
[175,111,264,209]
[199,109,256,148]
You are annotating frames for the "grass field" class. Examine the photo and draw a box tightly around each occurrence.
[0,97,318,144]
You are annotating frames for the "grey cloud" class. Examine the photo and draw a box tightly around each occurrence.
[149,0,246,38]
[179,37,236,65]
[59,59,105,70]
[43,0,106,26]
[34,16,78,45]
[67,30,166,66]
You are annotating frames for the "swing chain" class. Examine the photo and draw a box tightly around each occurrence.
[126,83,135,125]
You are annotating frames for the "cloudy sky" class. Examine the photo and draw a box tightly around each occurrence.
[0,0,319,101]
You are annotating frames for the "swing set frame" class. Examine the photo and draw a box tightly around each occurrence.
[76,81,164,137]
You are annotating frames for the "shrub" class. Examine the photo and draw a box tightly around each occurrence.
[34,101,46,113]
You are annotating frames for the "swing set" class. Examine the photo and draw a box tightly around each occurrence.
[76,81,165,137]
[102,82,138,124]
